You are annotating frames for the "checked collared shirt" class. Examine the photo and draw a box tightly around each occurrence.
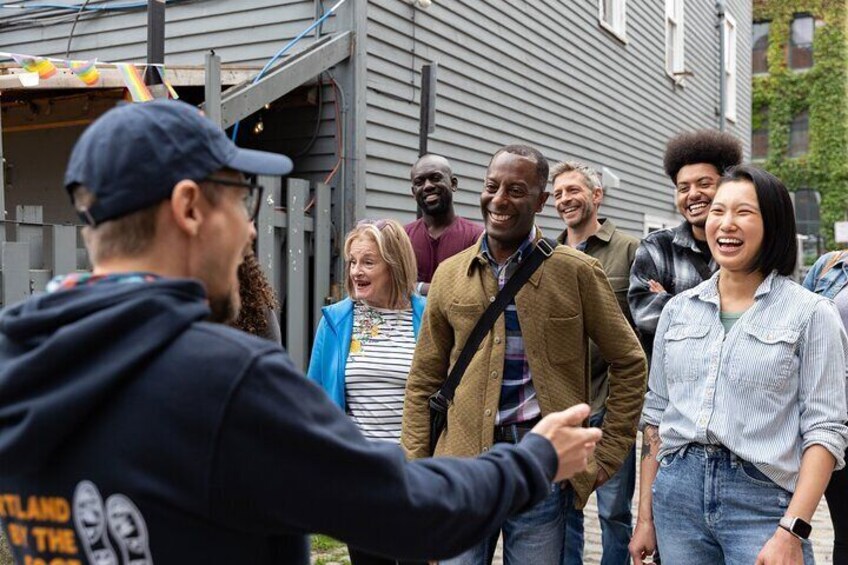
[628,221,716,356]
[480,227,540,426]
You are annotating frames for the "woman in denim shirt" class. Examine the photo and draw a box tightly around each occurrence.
[630,166,848,565]
[804,250,848,564]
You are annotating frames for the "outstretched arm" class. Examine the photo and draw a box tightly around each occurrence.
[212,351,600,561]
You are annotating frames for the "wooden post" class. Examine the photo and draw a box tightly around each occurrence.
[45,225,77,277]
[1,242,30,306]
[286,178,309,370]
[15,206,43,269]
[312,183,332,332]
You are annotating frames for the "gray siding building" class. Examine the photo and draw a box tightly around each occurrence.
[364,0,751,234]
[1,0,750,234]
[0,0,751,333]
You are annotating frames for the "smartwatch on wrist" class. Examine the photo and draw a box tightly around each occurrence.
[779,516,812,540]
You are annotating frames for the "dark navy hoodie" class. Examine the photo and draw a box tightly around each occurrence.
[0,278,556,564]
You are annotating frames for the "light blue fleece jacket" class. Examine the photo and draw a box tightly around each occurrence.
[306,295,425,410]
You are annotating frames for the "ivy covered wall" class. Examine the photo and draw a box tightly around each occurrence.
[752,0,847,253]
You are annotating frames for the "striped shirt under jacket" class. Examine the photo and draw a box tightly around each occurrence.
[640,270,848,492]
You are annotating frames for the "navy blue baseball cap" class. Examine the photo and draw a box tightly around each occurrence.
[64,99,293,226]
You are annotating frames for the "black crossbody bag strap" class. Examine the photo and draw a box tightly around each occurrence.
[428,238,557,452]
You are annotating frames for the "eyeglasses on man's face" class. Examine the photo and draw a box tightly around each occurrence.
[203,176,265,222]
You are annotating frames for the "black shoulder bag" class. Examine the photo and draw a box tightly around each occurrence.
[428,238,557,454]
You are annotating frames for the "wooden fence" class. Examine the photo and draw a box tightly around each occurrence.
[0,206,84,304]
[256,176,333,370]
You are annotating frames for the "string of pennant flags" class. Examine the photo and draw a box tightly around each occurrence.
[1,51,178,102]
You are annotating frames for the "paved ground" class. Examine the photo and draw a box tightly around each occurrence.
[492,433,836,564]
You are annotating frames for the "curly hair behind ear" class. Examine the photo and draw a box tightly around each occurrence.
[232,253,280,339]
[663,129,742,184]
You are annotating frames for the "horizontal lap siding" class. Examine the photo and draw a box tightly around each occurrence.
[0,0,332,65]
[365,0,751,236]
[726,0,752,156]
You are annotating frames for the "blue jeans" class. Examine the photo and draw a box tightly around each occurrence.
[652,444,815,565]
[442,483,564,565]
[562,412,635,565]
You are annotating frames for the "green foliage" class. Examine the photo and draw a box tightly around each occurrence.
[0,528,11,565]
[312,535,346,552]
[311,534,351,564]
[753,0,848,248]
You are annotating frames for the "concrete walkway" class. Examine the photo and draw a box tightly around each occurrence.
[493,434,836,564]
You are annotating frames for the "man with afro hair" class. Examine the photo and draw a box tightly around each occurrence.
[628,129,742,356]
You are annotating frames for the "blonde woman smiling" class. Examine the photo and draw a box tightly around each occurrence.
[308,219,424,443]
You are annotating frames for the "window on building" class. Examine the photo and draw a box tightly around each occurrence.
[724,13,737,121]
[599,0,627,40]
[752,107,769,160]
[789,15,814,70]
[644,215,675,236]
[665,0,685,78]
[794,188,821,237]
[789,110,809,157]
[752,21,770,74]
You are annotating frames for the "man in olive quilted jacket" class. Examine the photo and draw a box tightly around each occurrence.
[403,145,647,565]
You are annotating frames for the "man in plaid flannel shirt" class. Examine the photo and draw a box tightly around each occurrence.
[628,130,742,358]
